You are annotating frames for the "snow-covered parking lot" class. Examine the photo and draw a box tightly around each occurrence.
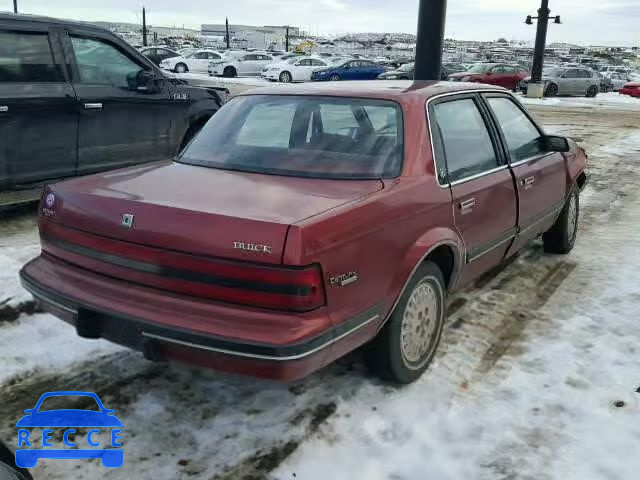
[1,93,639,479]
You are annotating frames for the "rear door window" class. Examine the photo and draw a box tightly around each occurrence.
[0,30,63,82]
[431,97,499,183]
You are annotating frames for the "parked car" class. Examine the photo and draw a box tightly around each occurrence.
[604,72,631,92]
[448,63,528,90]
[0,13,224,204]
[620,82,640,97]
[139,46,180,66]
[159,49,225,73]
[598,72,614,93]
[21,81,587,384]
[520,67,600,97]
[377,62,414,80]
[208,52,275,77]
[311,59,386,81]
[261,56,330,83]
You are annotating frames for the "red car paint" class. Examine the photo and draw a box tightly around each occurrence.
[620,82,640,96]
[447,64,529,91]
[20,81,588,381]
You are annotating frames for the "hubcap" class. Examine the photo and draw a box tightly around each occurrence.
[567,193,578,241]
[400,281,439,365]
[282,73,290,82]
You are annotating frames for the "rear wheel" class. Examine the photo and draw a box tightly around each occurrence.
[279,71,292,83]
[329,74,341,81]
[545,83,558,97]
[223,66,237,78]
[543,187,579,254]
[175,63,188,73]
[365,262,446,384]
[586,85,598,97]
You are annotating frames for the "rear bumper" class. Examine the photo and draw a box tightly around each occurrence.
[20,254,381,380]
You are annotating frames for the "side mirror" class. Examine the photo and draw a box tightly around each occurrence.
[129,70,161,93]
[541,135,570,153]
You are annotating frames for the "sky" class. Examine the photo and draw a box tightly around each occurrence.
[2,0,639,46]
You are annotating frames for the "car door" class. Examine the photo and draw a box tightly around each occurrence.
[308,59,328,81]
[578,69,593,94]
[156,48,178,64]
[0,24,77,188]
[62,29,175,175]
[559,69,578,95]
[189,52,211,72]
[342,61,360,80]
[236,54,256,75]
[429,94,518,285]
[482,94,567,255]
[291,59,310,81]
[487,65,507,88]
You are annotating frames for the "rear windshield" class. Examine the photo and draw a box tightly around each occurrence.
[179,95,404,179]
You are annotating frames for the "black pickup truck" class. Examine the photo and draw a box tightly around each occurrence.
[0,13,225,205]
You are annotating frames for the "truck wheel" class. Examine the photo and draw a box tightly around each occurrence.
[365,261,446,384]
[223,66,237,78]
[545,83,558,97]
[175,63,188,73]
[586,85,598,97]
[543,187,579,254]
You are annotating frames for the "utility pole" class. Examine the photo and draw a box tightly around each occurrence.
[525,0,561,97]
[142,6,148,47]
[225,18,230,49]
[414,0,447,81]
[285,26,289,52]
[13,0,18,13]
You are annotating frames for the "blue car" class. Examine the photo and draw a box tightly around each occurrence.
[311,59,386,81]
[15,391,123,468]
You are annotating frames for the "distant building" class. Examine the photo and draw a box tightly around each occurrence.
[201,24,300,49]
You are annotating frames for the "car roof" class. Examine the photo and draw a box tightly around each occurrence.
[0,12,111,33]
[242,81,506,102]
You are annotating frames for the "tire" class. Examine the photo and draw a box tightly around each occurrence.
[365,261,446,384]
[279,71,292,83]
[545,83,558,97]
[175,63,188,73]
[329,74,341,81]
[586,85,598,97]
[543,187,579,254]
[223,66,237,78]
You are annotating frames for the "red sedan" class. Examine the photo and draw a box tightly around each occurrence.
[447,63,529,91]
[21,81,588,384]
[620,82,640,97]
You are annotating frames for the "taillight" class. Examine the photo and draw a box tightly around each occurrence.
[41,222,326,312]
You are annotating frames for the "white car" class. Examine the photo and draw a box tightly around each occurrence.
[261,56,330,83]
[604,72,631,91]
[160,49,225,73]
[208,53,275,77]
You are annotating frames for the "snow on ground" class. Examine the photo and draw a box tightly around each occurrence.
[0,104,639,479]
[517,91,640,110]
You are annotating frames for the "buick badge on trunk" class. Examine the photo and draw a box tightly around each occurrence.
[233,242,272,254]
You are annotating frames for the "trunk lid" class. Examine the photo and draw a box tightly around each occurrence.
[45,161,382,264]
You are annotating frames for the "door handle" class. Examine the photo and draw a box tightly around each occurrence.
[459,198,476,214]
[83,103,103,110]
[521,176,535,189]
[0,106,8,113]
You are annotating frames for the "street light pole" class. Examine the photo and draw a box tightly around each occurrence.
[142,7,148,47]
[13,0,18,13]
[414,0,447,81]
[531,0,550,85]
[225,18,230,49]
[285,26,290,52]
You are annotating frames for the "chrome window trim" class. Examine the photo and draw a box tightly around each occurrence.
[510,152,555,168]
[425,89,512,189]
[450,165,509,187]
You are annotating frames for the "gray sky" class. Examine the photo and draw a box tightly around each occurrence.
[3,0,639,45]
